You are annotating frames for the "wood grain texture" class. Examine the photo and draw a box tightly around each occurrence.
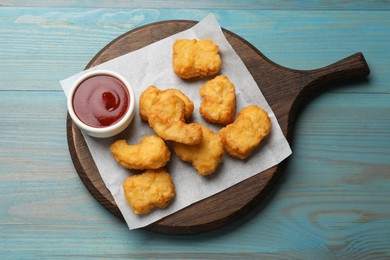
[67,20,369,234]
[2,92,390,257]
[2,0,390,10]
[1,9,389,92]
[1,5,390,258]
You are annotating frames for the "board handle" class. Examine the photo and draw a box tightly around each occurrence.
[306,52,370,87]
[285,52,370,139]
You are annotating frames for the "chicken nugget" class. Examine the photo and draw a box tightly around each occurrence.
[110,136,171,170]
[123,169,175,215]
[219,105,271,160]
[173,39,221,79]
[199,75,236,124]
[173,124,224,176]
[167,88,194,120]
[139,86,160,121]
[139,86,194,121]
[148,94,203,145]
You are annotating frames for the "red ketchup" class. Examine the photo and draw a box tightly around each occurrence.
[72,75,129,128]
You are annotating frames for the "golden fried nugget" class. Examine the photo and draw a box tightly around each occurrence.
[173,124,224,176]
[199,75,236,125]
[139,86,194,121]
[139,86,160,121]
[148,94,203,145]
[168,89,194,119]
[219,105,271,160]
[123,169,175,215]
[173,39,222,79]
[110,136,171,170]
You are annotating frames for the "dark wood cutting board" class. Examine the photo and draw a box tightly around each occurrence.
[67,20,370,234]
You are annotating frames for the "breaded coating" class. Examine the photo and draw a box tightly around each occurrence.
[173,39,222,79]
[139,86,160,121]
[123,169,175,215]
[199,75,236,125]
[148,94,203,145]
[169,88,194,119]
[110,136,171,170]
[219,105,271,160]
[173,124,224,176]
[139,86,194,121]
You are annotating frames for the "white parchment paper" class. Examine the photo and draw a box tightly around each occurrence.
[60,14,292,230]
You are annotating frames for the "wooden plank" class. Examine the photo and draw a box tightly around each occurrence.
[66,20,368,234]
[0,8,388,93]
[1,0,390,10]
[1,90,390,256]
[1,4,390,258]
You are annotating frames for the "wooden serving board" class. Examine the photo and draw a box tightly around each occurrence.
[67,20,370,234]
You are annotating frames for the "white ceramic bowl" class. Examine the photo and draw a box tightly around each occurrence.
[67,69,135,138]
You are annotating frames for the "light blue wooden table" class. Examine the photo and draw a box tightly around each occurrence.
[1,1,389,258]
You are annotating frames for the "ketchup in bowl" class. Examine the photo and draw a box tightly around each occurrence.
[68,70,135,138]
[72,75,129,128]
